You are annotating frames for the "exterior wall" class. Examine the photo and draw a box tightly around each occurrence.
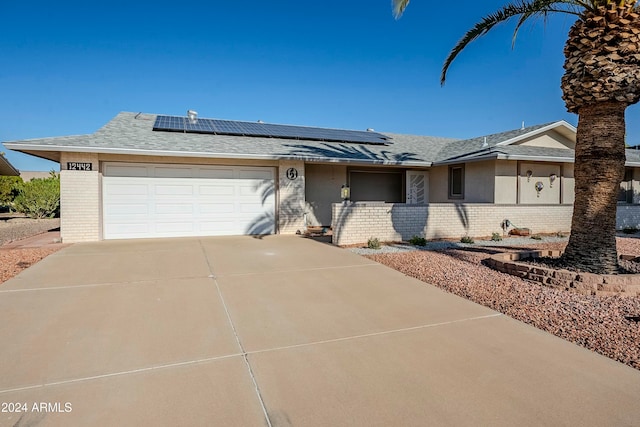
[494,160,517,204]
[429,161,494,203]
[562,163,575,204]
[305,163,346,226]
[278,160,306,234]
[514,132,575,149]
[518,162,561,204]
[60,152,101,243]
[332,202,574,245]
[98,153,278,167]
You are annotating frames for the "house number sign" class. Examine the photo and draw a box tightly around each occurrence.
[67,162,93,171]
[286,168,298,180]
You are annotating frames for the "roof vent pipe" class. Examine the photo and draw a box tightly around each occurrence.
[521,121,525,130]
[482,136,488,148]
[187,110,198,124]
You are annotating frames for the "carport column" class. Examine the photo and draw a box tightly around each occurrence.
[60,153,101,242]
[278,160,306,234]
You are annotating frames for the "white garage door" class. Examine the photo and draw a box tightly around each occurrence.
[102,163,275,239]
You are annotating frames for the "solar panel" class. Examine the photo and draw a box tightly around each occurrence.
[153,115,391,145]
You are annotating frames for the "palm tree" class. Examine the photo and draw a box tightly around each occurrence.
[393,0,640,273]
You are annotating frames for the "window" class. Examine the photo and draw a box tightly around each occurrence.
[618,168,634,204]
[448,165,464,199]
[349,170,403,202]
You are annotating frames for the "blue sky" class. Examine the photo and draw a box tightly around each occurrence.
[2,0,638,171]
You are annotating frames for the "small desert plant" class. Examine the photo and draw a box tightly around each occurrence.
[556,231,566,238]
[491,232,502,242]
[622,226,639,234]
[409,235,427,246]
[367,237,381,250]
[530,235,543,240]
[460,236,474,244]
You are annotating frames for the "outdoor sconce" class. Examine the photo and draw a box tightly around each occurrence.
[526,170,533,182]
[549,173,557,188]
[535,181,544,197]
[341,184,350,201]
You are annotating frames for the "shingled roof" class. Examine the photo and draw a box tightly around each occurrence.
[6,111,637,167]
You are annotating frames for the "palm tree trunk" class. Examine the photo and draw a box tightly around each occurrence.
[562,101,626,274]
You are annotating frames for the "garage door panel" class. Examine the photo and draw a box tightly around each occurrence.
[105,165,150,177]
[105,183,149,196]
[155,204,194,215]
[155,185,194,196]
[199,185,234,196]
[199,169,234,179]
[103,163,275,239]
[154,167,195,178]
[105,204,149,215]
[200,203,235,214]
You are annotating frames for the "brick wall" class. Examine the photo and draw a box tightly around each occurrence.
[60,153,100,242]
[332,202,575,245]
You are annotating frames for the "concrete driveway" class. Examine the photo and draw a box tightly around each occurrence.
[1,236,639,426]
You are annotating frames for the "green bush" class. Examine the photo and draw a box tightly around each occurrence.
[409,235,427,246]
[0,176,23,208]
[14,175,60,219]
[491,232,502,242]
[367,237,381,250]
[460,236,474,244]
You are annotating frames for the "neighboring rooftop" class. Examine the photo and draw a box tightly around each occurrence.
[0,154,19,176]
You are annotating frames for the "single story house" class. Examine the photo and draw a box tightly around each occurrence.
[0,154,19,177]
[4,112,640,244]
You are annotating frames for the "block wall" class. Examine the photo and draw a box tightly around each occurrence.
[60,153,101,242]
[332,202,575,245]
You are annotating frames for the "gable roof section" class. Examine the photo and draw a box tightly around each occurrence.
[4,112,458,167]
[0,154,19,176]
[432,121,583,165]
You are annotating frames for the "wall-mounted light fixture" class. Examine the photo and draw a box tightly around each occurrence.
[526,170,533,182]
[549,173,557,188]
[341,184,350,201]
[535,181,544,197]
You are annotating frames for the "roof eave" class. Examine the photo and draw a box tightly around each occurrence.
[3,144,432,167]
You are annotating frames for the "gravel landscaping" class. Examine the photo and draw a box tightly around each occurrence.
[362,237,640,371]
[0,216,63,284]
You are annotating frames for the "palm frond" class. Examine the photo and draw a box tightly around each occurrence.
[392,0,411,19]
[441,0,584,85]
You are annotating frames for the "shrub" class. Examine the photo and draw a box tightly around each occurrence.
[460,236,474,244]
[491,232,502,242]
[14,175,60,219]
[530,234,543,240]
[409,235,427,246]
[0,176,23,208]
[622,226,639,234]
[367,237,381,250]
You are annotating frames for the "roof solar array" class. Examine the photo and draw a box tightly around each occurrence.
[153,115,391,145]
